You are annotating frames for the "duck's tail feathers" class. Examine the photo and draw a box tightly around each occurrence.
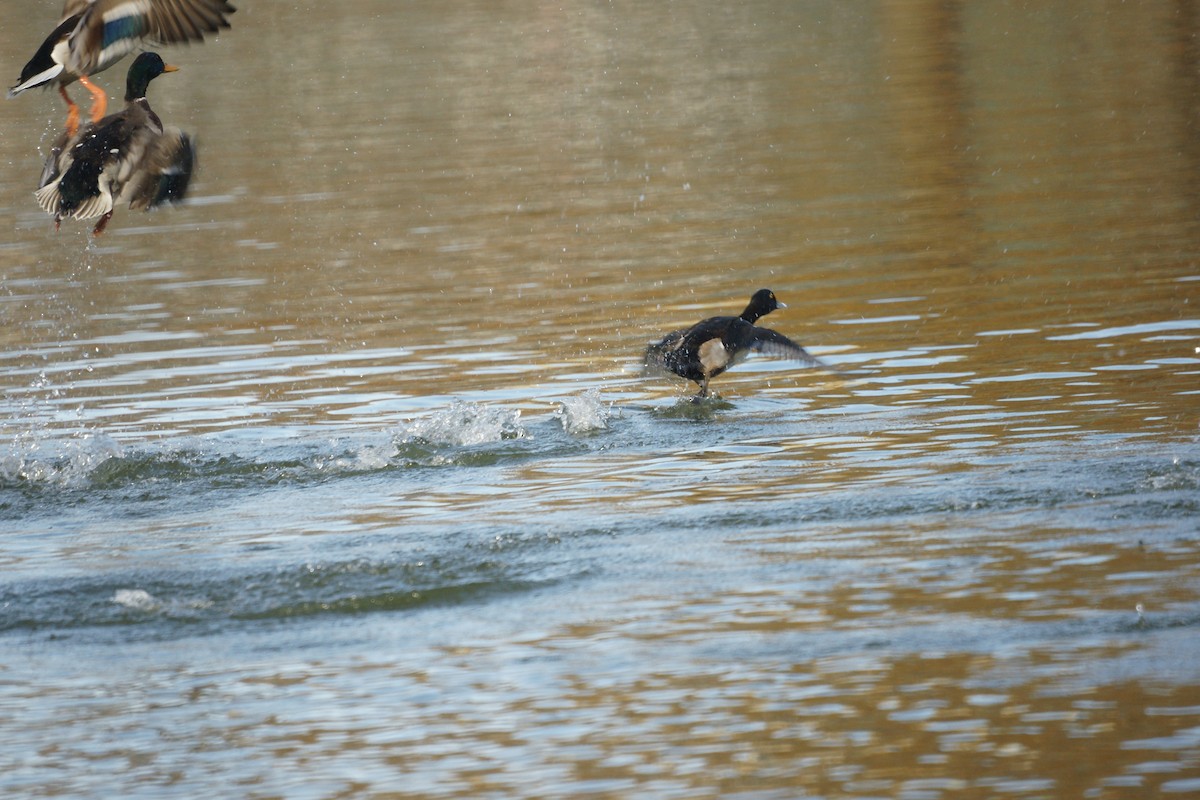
[8,63,65,98]
[643,329,686,374]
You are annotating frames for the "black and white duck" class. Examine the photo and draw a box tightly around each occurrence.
[645,289,825,398]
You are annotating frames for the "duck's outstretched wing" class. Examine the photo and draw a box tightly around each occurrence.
[124,127,196,210]
[748,327,827,368]
[68,0,236,76]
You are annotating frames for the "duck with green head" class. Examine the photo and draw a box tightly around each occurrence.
[37,51,195,236]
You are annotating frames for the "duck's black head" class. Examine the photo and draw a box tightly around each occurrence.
[125,52,178,101]
[740,289,785,323]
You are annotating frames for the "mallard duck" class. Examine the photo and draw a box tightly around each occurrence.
[8,0,235,134]
[645,289,826,398]
[36,51,195,235]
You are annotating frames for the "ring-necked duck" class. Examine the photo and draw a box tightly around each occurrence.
[645,288,824,398]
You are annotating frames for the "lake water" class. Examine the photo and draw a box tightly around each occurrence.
[2,2,1199,797]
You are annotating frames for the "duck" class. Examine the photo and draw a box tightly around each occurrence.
[644,289,825,398]
[36,51,195,235]
[8,0,235,135]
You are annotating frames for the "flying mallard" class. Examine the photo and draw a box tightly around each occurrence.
[8,0,235,135]
[37,52,195,235]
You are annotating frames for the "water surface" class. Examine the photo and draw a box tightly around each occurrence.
[2,2,1199,797]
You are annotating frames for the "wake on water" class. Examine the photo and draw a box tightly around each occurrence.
[1,391,620,494]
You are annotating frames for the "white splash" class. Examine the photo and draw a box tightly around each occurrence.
[312,442,397,473]
[554,388,614,434]
[112,589,158,611]
[0,432,123,487]
[400,400,526,446]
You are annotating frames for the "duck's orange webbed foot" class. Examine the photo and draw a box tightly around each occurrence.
[78,75,107,123]
[58,85,80,136]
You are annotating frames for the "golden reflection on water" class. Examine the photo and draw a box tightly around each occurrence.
[1,1,1195,439]
[204,512,1199,798]
[493,652,1200,799]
